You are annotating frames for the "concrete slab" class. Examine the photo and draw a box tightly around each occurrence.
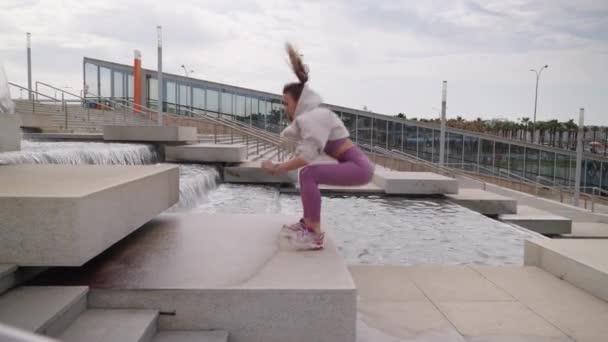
[407,265,515,302]
[0,164,179,266]
[446,189,517,215]
[165,143,247,163]
[563,222,608,238]
[0,114,21,152]
[0,286,88,335]
[224,161,296,184]
[152,331,228,342]
[500,205,572,235]
[59,309,158,342]
[525,239,608,302]
[103,125,197,142]
[280,182,384,195]
[437,301,572,341]
[473,265,608,342]
[351,265,608,342]
[373,171,459,195]
[22,133,104,141]
[34,213,356,342]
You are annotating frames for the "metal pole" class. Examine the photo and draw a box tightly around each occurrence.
[27,32,32,100]
[63,93,67,129]
[573,108,584,207]
[531,65,548,144]
[157,26,163,126]
[439,81,447,166]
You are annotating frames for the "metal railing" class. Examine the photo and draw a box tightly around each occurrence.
[38,82,295,161]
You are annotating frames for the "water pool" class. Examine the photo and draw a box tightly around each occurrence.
[3,140,542,265]
[179,183,541,265]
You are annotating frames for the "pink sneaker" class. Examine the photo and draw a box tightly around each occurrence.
[289,229,325,251]
[280,219,305,238]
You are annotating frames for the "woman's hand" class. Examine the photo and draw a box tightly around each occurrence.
[261,160,278,175]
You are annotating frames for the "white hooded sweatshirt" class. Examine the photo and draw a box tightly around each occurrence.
[280,86,349,162]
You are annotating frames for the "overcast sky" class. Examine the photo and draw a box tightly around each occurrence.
[1,0,607,125]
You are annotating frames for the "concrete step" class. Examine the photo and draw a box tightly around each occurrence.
[224,161,296,184]
[0,264,17,295]
[525,239,608,302]
[0,286,88,336]
[373,170,459,195]
[152,330,228,342]
[59,309,158,342]
[499,205,572,235]
[446,189,517,216]
[165,143,247,163]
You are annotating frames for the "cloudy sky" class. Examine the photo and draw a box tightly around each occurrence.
[1,0,607,124]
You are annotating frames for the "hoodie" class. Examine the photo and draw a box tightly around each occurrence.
[280,86,349,162]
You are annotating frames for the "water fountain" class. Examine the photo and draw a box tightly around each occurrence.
[0,64,21,152]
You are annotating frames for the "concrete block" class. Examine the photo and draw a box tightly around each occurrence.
[54,213,356,342]
[18,113,53,130]
[153,331,228,342]
[224,161,296,184]
[0,286,88,335]
[500,205,572,235]
[0,264,17,295]
[59,309,158,342]
[373,171,458,195]
[103,125,197,142]
[281,183,384,195]
[0,114,21,152]
[525,239,608,302]
[0,164,179,266]
[446,189,517,215]
[165,143,247,163]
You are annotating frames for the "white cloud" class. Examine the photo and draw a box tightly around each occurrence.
[0,0,606,124]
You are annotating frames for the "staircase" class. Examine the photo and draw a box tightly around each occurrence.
[0,265,228,342]
[14,100,157,133]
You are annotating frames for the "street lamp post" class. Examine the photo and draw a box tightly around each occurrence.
[26,32,32,100]
[530,65,549,144]
[180,65,194,114]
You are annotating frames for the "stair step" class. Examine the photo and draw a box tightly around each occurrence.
[0,286,88,336]
[59,309,158,342]
[152,330,228,342]
[0,264,17,295]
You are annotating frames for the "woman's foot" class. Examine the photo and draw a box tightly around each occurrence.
[280,219,305,238]
[289,229,325,250]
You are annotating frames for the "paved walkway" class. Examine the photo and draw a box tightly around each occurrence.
[351,265,607,342]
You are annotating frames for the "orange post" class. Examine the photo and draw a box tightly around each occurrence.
[133,50,142,114]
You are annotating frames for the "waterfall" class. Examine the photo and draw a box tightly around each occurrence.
[0,140,220,211]
[169,164,219,212]
[0,140,159,165]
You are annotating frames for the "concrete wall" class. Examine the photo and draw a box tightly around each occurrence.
[0,115,21,152]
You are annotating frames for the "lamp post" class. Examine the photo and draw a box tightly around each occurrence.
[180,65,194,113]
[530,65,549,144]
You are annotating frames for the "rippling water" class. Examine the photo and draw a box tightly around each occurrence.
[182,183,542,265]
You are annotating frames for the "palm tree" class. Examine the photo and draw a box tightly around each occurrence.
[564,119,576,150]
[521,117,530,142]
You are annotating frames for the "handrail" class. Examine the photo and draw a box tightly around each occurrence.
[360,144,489,190]
[35,81,113,111]
[9,83,59,102]
[72,86,295,160]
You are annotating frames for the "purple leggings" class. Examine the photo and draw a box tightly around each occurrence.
[299,139,374,223]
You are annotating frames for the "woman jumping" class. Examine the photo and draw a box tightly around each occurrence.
[262,43,374,251]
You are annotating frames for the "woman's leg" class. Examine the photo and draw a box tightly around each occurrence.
[299,160,373,233]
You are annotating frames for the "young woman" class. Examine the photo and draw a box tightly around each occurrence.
[262,44,374,251]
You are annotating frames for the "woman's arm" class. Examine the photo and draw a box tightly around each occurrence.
[262,157,308,175]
